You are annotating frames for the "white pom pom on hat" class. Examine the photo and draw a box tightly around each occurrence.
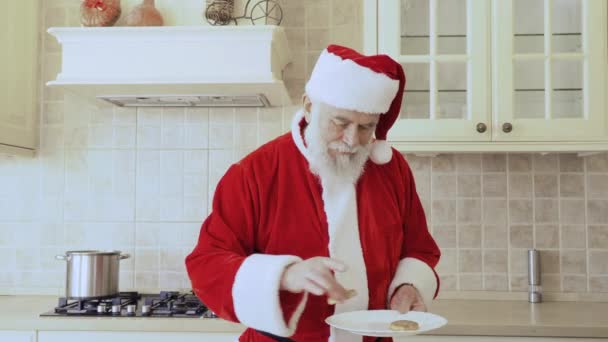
[305,44,406,165]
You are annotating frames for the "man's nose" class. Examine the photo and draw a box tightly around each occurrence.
[342,125,359,148]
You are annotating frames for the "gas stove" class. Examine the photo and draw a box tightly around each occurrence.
[40,291,217,318]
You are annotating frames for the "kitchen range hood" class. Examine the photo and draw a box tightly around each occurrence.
[46,25,292,107]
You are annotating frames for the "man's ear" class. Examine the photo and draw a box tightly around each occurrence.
[302,94,312,123]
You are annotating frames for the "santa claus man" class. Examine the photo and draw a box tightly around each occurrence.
[186,44,441,342]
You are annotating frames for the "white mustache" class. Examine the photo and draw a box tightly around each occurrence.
[328,141,360,153]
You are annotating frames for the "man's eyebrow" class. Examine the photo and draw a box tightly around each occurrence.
[333,116,351,122]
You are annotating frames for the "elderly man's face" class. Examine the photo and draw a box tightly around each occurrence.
[303,95,379,183]
[304,97,379,157]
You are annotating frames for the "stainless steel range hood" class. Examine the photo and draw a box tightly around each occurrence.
[47,25,292,108]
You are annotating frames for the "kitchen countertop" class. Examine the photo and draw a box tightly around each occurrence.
[1,296,607,338]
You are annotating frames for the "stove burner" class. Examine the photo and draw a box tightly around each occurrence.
[41,291,216,318]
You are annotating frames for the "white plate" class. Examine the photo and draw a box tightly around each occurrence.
[325,310,447,338]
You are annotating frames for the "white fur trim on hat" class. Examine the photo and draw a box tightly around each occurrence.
[305,50,399,114]
[370,140,393,165]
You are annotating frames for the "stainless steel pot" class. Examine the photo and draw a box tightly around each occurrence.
[56,250,130,299]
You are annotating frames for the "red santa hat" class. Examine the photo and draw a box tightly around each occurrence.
[305,44,406,165]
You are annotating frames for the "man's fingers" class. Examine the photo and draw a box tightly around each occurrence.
[303,279,325,296]
[307,271,348,301]
[321,258,347,273]
[411,300,427,312]
[390,292,414,314]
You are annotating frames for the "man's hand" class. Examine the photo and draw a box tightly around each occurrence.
[280,257,350,303]
[389,284,427,314]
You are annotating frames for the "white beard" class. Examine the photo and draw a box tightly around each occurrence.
[304,110,372,185]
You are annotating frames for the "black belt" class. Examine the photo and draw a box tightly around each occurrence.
[256,330,295,342]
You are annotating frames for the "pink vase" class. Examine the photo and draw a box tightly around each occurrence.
[125,0,164,26]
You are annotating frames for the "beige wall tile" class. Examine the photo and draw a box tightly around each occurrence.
[432,155,455,172]
[510,274,528,291]
[588,225,608,249]
[307,28,331,50]
[589,251,608,274]
[590,276,608,292]
[484,225,508,248]
[535,225,559,249]
[482,154,506,172]
[433,174,457,198]
[432,200,456,224]
[587,175,608,199]
[440,274,458,291]
[540,250,560,274]
[559,154,584,172]
[455,154,481,173]
[560,174,585,198]
[404,155,431,173]
[484,274,509,291]
[535,199,559,224]
[459,224,482,248]
[560,199,586,224]
[562,275,587,292]
[457,199,481,223]
[534,175,558,198]
[588,200,608,225]
[460,274,483,290]
[510,225,533,248]
[436,248,457,274]
[509,174,533,198]
[561,250,587,274]
[509,200,533,224]
[433,225,456,249]
[459,249,482,273]
[585,153,608,172]
[306,6,330,28]
[510,248,528,274]
[542,274,561,291]
[135,271,159,289]
[561,225,587,249]
[484,249,508,273]
[457,175,481,197]
[483,199,507,226]
[483,174,507,198]
[508,154,532,172]
[534,154,558,172]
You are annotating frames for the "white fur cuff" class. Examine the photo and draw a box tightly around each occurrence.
[388,257,437,308]
[232,254,308,337]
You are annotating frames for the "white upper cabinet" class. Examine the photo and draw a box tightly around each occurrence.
[365,0,608,152]
[0,0,40,156]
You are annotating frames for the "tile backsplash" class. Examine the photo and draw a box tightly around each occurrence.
[408,153,608,293]
[1,0,607,297]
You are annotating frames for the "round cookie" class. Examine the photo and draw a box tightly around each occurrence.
[389,319,419,331]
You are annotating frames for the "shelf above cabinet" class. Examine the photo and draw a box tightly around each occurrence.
[392,141,608,154]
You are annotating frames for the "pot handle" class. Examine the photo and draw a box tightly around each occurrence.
[55,255,67,261]
[120,253,131,260]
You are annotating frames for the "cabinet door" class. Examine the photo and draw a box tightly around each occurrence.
[493,0,607,142]
[377,0,491,142]
[0,0,40,154]
[0,331,36,342]
[38,331,240,342]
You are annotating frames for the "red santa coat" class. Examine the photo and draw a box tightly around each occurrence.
[186,110,440,342]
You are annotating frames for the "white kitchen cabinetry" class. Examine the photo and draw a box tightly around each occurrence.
[365,0,608,153]
[38,331,240,342]
[0,331,36,342]
[0,0,40,156]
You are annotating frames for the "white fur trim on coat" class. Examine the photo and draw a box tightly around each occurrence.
[387,257,437,308]
[369,140,393,165]
[305,49,399,114]
[232,254,308,337]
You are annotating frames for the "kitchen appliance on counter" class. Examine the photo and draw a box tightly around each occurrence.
[40,291,217,318]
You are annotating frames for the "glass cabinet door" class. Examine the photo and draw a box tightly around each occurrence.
[378,0,491,142]
[493,0,607,141]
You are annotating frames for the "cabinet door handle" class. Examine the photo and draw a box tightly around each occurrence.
[476,123,487,133]
[502,122,513,133]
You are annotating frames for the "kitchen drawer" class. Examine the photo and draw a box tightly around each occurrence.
[38,331,239,342]
[0,331,36,342]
